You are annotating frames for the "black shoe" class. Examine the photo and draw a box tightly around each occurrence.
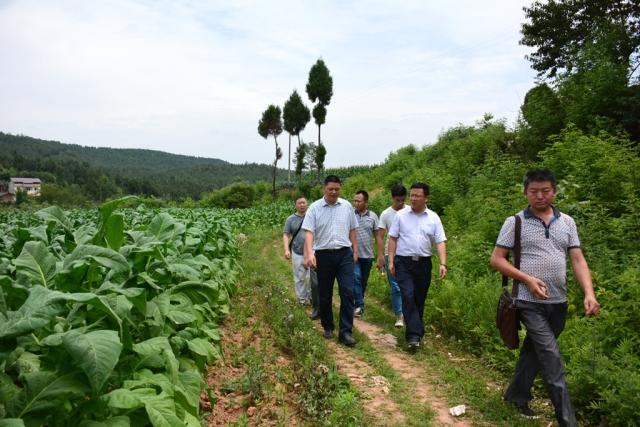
[407,340,420,351]
[323,329,334,339]
[338,333,357,347]
[515,403,539,420]
[309,309,320,320]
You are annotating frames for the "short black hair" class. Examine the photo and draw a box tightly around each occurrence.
[324,175,342,185]
[355,190,369,201]
[390,184,407,197]
[523,169,556,190]
[410,182,430,196]
[294,195,307,202]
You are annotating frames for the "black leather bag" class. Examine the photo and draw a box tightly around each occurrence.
[496,215,521,350]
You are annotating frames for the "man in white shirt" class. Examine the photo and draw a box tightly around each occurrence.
[303,175,359,347]
[376,184,408,327]
[388,182,447,350]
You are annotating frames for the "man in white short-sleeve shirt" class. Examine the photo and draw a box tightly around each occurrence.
[388,182,447,350]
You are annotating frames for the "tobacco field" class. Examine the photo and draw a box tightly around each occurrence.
[0,198,255,427]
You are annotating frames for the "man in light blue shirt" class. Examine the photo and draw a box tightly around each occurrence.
[388,182,447,350]
[303,175,359,347]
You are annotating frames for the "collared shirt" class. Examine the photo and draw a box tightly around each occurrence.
[496,206,581,304]
[388,206,446,257]
[302,197,358,251]
[283,213,306,255]
[354,209,379,259]
[378,204,409,255]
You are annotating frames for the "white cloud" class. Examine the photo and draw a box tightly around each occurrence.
[0,0,536,167]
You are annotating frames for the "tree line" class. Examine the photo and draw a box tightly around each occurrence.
[258,59,334,197]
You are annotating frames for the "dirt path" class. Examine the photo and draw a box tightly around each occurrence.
[328,339,406,426]
[353,318,472,427]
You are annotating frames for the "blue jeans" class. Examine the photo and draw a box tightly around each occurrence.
[315,247,355,337]
[394,255,432,342]
[505,301,575,427]
[354,258,373,309]
[385,255,403,315]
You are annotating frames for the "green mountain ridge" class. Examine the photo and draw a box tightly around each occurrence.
[0,131,287,200]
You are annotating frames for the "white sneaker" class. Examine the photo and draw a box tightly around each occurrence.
[394,314,404,328]
[354,307,363,317]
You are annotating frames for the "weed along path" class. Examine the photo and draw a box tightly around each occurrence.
[207,230,550,426]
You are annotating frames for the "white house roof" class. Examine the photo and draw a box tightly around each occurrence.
[10,177,42,184]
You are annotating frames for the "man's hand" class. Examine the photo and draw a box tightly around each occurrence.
[438,264,447,280]
[525,276,549,300]
[353,251,359,264]
[584,295,600,316]
[389,262,395,277]
[284,249,291,260]
[304,254,317,269]
[376,254,385,270]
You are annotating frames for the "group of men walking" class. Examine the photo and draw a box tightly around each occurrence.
[283,175,447,349]
[283,169,599,426]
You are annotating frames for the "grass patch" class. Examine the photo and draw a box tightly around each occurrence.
[237,228,367,425]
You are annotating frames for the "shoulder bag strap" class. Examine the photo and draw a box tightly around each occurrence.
[511,215,522,298]
[501,215,522,299]
[288,216,305,250]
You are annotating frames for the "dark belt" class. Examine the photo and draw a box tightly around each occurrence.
[316,246,350,253]
[396,255,431,261]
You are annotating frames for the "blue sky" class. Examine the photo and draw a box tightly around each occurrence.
[0,0,536,167]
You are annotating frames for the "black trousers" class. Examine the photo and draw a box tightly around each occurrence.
[315,247,355,337]
[505,301,576,427]
[394,256,432,342]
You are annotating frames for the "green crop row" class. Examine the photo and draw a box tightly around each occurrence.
[0,197,239,426]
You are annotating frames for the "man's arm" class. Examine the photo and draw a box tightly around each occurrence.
[388,236,397,276]
[304,230,316,269]
[375,228,385,269]
[569,248,600,316]
[436,241,447,279]
[490,246,549,300]
[350,228,359,263]
[283,233,291,260]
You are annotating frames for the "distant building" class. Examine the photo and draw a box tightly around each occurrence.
[9,177,42,197]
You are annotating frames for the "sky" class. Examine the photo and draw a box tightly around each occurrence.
[0,0,537,168]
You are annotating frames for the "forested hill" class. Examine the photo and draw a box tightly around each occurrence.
[0,132,286,200]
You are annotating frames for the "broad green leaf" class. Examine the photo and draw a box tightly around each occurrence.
[147,213,178,242]
[104,388,157,410]
[0,372,20,409]
[104,214,125,251]
[0,275,10,315]
[183,413,201,427]
[98,196,138,223]
[28,225,49,244]
[35,206,72,233]
[144,395,183,427]
[73,225,96,246]
[166,310,196,325]
[132,337,178,382]
[167,263,201,281]
[13,242,57,288]
[7,371,88,417]
[63,245,129,275]
[63,330,122,394]
[186,338,218,363]
[78,416,131,427]
[0,286,64,339]
[0,419,26,427]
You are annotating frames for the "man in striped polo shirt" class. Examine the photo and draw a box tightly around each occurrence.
[490,169,600,426]
[352,190,381,317]
[303,175,359,347]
